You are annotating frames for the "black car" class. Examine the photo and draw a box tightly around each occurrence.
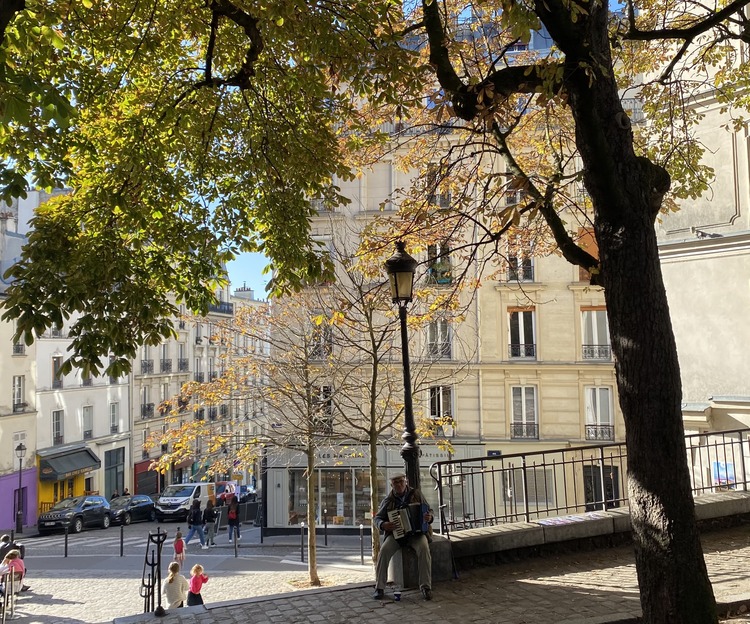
[38,495,111,534]
[109,495,156,525]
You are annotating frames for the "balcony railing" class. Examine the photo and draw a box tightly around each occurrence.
[208,302,234,315]
[585,424,614,441]
[194,372,205,383]
[141,359,154,374]
[428,342,452,360]
[208,407,218,420]
[582,345,612,360]
[507,262,534,282]
[430,427,750,538]
[12,402,26,413]
[195,408,205,421]
[511,423,539,439]
[209,371,218,381]
[53,435,64,446]
[141,403,155,419]
[160,359,173,373]
[82,377,93,387]
[509,343,536,359]
[178,358,189,372]
[52,379,63,389]
[110,424,119,434]
[12,343,25,355]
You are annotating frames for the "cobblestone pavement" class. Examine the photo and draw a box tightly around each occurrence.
[9,525,750,624]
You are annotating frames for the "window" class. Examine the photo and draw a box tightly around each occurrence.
[582,308,611,360]
[104,448,125,500]
[313,386,333,434]
[507,237,534,281]
[12,376,25,412]
[82,370,92,386]
[511,386,538,439]
[160,343,172,373]
[178,343,188,372]
[194,358,204,382]
[427,320,451,359]
[12,334,25,355]
[427,167,451,209]
[195,323,203,344]
[509,308,536,358]
[82,406,94,440]
[52,355,63,388]
[585,386,614,441]
[52,409,64,445]
[311,320,333,359]
[110,402,119,434]
[141,386,154,419]
[142,429,149,459]
[427,243,452,284]
[179,304,186,329]
[429,386,454,436]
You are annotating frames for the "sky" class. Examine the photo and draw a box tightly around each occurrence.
[226,252,271,300]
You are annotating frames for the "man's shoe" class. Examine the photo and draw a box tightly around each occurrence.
[201,545,209,550]
[372,589,384,600]
[421,586,432,601]
[20,585,30,592]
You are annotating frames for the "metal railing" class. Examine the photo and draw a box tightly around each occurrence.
[160,359,172,373]
[511,423,539,439]
[582,344,612,360]
[430,427,750,538]
[141,360,154,374]
[585,424,614,441]
[208,302,234,315]
[178,358,189,372]
[509,343,536,358]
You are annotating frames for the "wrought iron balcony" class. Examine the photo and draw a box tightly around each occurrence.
[52,378,63,389]
[208,302,234,315]
[582,344,612,360]
[195,408,205,421]
[160,359,173,373]
[53,435,64,446]
[511,423,539,439]
[507,263,534,282]
[194,372,205,383]
[178,358,189,372]
[141,359,154,374]
[12,402,26,413]
[110,424,119,434]
[509,343,536,359]
[586,424,614,441]
[12,343,25,355]
[82,377,92,386]
[209,371,218,381]
[208,406,218,420]
[428,342,452,360]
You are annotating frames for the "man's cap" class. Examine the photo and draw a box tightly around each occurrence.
[390,473,407,482]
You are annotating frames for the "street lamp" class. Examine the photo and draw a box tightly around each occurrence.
[15,442,26,534]
[384,241,421,489]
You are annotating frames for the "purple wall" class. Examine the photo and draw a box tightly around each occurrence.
[0,468,37,531]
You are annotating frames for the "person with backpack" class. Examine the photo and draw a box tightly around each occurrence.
[184,500,208,550]
[226,496,241,542]
[173,529,186,567]
[202,500,218,547]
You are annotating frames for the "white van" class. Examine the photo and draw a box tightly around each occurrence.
[154,483,216,522]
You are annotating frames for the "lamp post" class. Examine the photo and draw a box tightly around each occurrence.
[15,442,26,534]
[384,241,420,489]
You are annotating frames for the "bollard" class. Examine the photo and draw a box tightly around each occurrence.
[300,522,305,563]
[64,525,69,557]
[233,529,238,558]
[360,524,364,565]
[324,509,328,547]
[120,523,125,557]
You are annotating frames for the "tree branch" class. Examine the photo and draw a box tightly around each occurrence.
[209,0,264,88]
[624,0,750,41]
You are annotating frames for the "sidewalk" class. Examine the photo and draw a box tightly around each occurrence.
[115,524,750,624]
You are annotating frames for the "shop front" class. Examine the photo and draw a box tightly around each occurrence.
[265,442,484,533]
[37,444,102,511]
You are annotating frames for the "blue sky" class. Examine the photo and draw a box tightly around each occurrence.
[226,252,271,299]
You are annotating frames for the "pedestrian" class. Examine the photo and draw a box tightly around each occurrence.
[163,561,189,609]
[111,489,119,499]
[226,495,241,542]
[184,500,209,550]
[173,529,186,567]
[372,473,434,601]
[122,488,130,496]
[0,549,25,596]
[203,500,217,547]
[186,563,208,606]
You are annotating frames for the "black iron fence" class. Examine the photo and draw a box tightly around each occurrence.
[430,427,750,538]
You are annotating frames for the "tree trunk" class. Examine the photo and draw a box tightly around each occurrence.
[370,432,381,563]
[306,449,320,586]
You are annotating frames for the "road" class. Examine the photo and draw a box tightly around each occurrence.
[9,522,375,623]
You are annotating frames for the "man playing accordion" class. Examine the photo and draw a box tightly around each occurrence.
[372,473,434,601]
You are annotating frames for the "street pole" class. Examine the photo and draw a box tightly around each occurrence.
[15,443,26,534]
[397,303,420,490]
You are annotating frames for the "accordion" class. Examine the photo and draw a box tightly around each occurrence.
[388,503,429,542]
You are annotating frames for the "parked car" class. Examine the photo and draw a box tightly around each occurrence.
[155,483,215,522]
[109,495,156,525]
[238,485,257,503]
[38,495,111,534]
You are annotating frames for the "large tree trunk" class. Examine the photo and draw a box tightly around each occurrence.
[306,449,321,586]
[545,2,718,620]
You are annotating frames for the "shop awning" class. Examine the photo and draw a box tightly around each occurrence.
[39,447,101,481]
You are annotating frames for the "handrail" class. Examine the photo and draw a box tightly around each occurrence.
[430,427,750,538]
[139,528,167,615]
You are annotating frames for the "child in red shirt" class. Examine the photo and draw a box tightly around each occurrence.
[187,564,208,606]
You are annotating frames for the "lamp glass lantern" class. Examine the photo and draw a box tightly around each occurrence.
[384,241,418,304]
